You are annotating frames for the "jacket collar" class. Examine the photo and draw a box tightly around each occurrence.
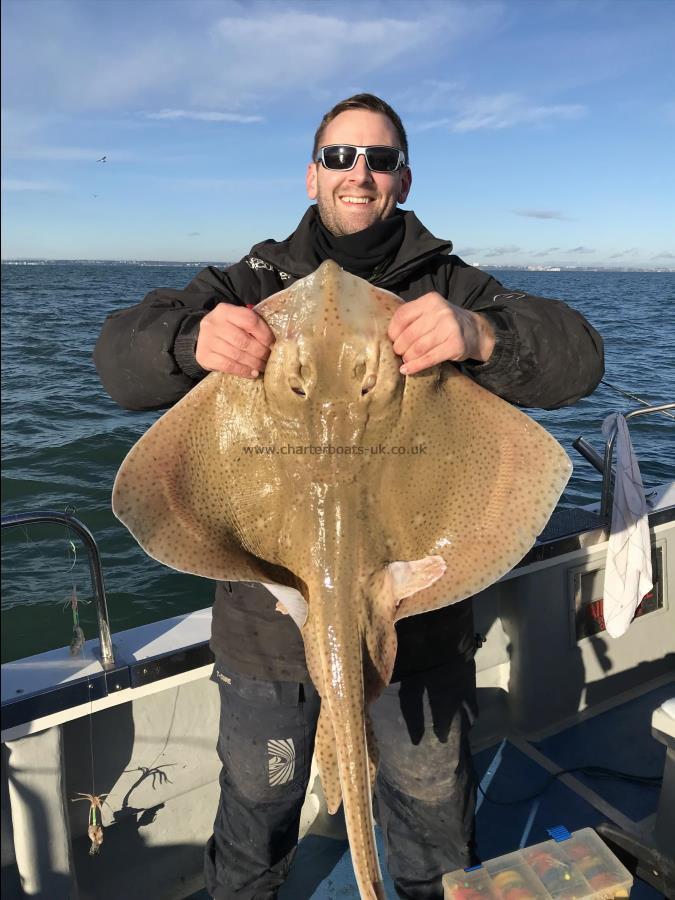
[250,205,453,285]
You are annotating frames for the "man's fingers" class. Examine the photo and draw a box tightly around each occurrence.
[400,349,447,376]
[388,301,425,342]
[220,326,272,359]
[227,306,276,348]
[402,333,446,363]
[198,349,260,378]
[214,303,269,331]
[203,303,275,346]
[197,304,275,373]
[390,295,492,374]
[391,320,440,357]
[210,335,271,371]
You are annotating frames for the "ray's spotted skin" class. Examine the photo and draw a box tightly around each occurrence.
[112,261,571,899]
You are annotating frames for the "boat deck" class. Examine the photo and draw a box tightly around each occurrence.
[187,680,672,899]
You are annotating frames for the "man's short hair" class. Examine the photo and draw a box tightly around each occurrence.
[312,93,409,163]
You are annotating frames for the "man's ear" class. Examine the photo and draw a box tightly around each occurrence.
[306,163,318,200]
[398,166,412,204]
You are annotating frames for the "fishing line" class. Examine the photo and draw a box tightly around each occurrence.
[59,504,106,851]
[89,678,96,797]
[66,540,77,572]
[63,504,78,570]
[71,672,107,855]
[601,380,675,420]
[63,585,89,655]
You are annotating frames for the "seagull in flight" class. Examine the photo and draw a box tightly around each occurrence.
[96,155,107,163]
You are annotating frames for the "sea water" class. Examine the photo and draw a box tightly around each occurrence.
[1,263,673,661]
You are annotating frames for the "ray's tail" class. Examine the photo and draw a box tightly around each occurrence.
[326,689,384,899]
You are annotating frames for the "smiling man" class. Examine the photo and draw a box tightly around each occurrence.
[307,108,411,234]
[94,94,603,900]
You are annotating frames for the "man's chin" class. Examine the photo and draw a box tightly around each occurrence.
[335,210,381,236]
[317,200,383,236]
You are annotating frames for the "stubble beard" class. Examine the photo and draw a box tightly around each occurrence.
[316,194,358,237]
[315,187,387,237]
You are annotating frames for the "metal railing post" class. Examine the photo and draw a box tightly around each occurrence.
[1,511,115,669]
[600,403,675,520]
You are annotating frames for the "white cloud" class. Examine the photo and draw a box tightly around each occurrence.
[396,80,464,118]
[410,86,586,133]
[609,248,638,258]
[1,108,57,141]
[145,109,263,123]
[484,245,522,257]
[192,10,432,107]
[514,209,569,220]
[453,94,586,132]
[5,146,122,162]
[2,6,442,115]
[166,176,297,191]
[415,117,454,133]
[0,109,141,161]
[1,179,68,192]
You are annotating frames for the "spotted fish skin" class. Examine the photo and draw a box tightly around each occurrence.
[112,261,571,899]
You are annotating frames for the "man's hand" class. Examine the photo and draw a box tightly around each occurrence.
[196,304,275,378]
[388,292,496,376]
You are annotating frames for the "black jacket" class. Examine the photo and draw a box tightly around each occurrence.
[94,206,604,682]
[95,206,603,412]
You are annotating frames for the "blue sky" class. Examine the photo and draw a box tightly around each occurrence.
[2,0,674,266]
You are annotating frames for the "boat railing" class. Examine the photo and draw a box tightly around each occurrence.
[1,510,115,669]
[573,402,675,520]
[2,407,673,673]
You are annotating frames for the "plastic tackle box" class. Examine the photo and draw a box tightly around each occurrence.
[442,827,633,899]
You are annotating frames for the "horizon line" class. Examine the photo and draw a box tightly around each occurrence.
[2,257,674,273]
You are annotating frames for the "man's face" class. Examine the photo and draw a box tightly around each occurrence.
[306,109,412,236]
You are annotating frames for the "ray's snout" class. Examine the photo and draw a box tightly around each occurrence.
[282,339,382,403]
[257,259,406,413]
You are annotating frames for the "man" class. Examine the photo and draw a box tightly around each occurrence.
[94,94,603,899]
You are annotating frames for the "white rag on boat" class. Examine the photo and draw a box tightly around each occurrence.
[601,413,653,638]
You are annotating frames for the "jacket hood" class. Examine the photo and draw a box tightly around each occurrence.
[250,205,453,286]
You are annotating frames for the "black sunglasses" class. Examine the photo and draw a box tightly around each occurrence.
[315,144,407,173]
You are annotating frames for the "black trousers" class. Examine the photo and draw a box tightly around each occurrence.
[204,659,478,900]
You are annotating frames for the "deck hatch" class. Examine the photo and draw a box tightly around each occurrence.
[570,545,665,642]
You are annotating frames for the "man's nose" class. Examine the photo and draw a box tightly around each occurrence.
[348,154,375,183]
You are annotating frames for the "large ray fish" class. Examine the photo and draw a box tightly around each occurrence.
[112,260,571,899]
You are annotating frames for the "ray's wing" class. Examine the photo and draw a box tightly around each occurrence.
[112,371,295,587]
[379,365,572,620]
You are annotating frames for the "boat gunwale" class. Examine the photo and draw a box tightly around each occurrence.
[2,489,674,742]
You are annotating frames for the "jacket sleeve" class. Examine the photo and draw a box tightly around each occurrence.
[450,260,604,409]
[93,265,249,411]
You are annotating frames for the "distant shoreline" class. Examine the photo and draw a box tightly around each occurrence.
[2,259,674,274]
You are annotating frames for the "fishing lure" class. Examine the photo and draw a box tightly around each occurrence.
[72,793,108,855]
[63,585,88,655]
